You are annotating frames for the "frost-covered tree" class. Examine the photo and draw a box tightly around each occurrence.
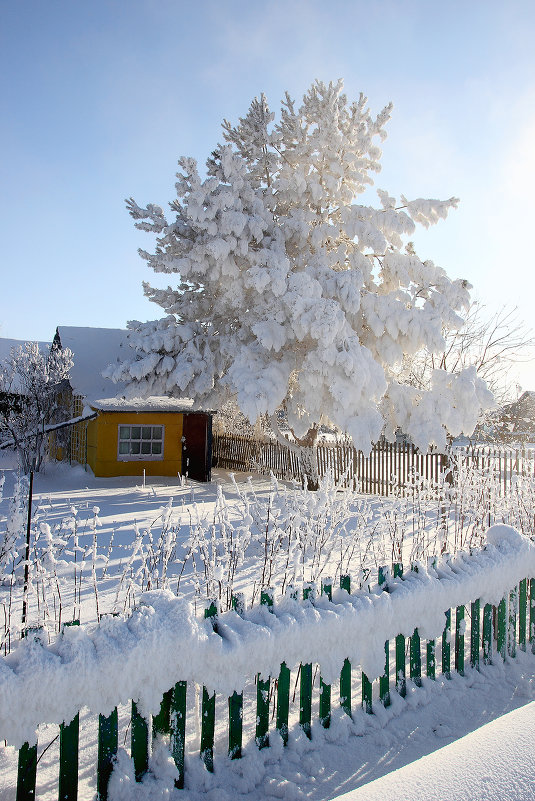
[111,80,493,470]
[0,342,73,473]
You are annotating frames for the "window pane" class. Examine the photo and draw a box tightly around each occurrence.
[152,426,162,440]
[142,426,152,440]
[119,442,129,454]
[119,426,130,440]
[131,441,140,454]
[141,441,151,454]
[131,426,141,440]
[152,442,162,455]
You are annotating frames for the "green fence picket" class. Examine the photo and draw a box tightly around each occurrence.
[153,689,172,738]
[200,600,218,772]
[455,606,465,676]
[508,587,517,658]
[319,579,332,727]
[497,598,506,659]
[276,661,291,745]
[378,567,391,706]
[530,579,535,651]
[393,563,406,697]
[16,741,38,801]
[256,590,273,749]
[519,578,527,650]
[409,565,421,687]
[229,593,244,759]
[300,585,314,738]
[339,574,352,716]
[16,628,41,801]
[470,600,480,669]
[59,621,80,801]
[97,708,118,801]
[426,558,436,680]
[483,603,493,664]
[131,701,149,781]
[171,681,187,789]
[277,587,296,745]
[442,609,451,678]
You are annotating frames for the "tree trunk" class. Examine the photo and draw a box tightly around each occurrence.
[270,415,320,490]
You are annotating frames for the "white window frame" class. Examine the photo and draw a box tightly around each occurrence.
[117,424,165,461]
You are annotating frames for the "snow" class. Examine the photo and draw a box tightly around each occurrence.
[55,326,129,401]
[0,521,533,749]
[338,701,535,801]
[91,396,198,412]
[0,459,534,800]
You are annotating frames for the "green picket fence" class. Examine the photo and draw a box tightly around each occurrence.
[12,571,535,800]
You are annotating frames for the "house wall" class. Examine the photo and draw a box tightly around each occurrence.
[86,410,184,477]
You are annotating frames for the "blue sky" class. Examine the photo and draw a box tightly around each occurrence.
[1,0,534,388]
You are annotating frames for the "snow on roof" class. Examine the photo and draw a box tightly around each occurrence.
[91,396,197,412]
[56,326,129,402]
[0,337,51,364]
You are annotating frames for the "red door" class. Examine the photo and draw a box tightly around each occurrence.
[181,413,212,482]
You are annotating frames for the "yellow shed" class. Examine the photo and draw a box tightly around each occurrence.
[51,327,213,481]
[86,398,212,480]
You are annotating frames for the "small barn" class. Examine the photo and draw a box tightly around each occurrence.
[52,326,213,481]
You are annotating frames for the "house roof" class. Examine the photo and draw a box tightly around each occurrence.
[55,326,129,402]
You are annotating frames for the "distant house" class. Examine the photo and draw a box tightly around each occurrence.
[7,327,213,481]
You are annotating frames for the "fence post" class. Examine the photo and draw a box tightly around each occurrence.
[97,707,118,801]
[455,605,465,676]
[409,565,421,687]
[276,587,295,745]
[426,557,436,680]
[97,614,119,801]
[470,600,480,670]
[442,609,451,678]
[300,584,315,738]
[229,593,244,759]
[16,627,43,801]
[339,575,352,717]
[319,579,332,728]
[378,567,391,705]
[497,597,507,660]
[393,563,406,697]
[200,600,218,772]
[530,579,535,652]
[59,620,80,801]
[508,587,517,659]
[16,741,38,801]
[171,681,187,789]
[256,590,273,749]
[519,578,527,650]
[131,702,149,782]
[482,603,493,664]
[152,690,172,739]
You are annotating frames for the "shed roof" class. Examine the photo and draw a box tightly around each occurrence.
[91,397,198,412]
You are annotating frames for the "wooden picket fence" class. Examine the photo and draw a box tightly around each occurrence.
[212,435,535,496]
[10,563,535,800]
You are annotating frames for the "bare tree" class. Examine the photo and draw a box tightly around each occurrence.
[0,342,73,472]
[401,303,534,406]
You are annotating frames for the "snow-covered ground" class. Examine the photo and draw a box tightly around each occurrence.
[0,457,534,800]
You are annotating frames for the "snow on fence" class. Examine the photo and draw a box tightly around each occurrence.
[2,525,535,800]
[212,435,535,495]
